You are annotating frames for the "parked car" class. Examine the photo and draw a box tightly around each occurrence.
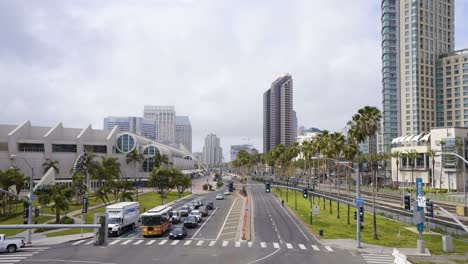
[206,201,214,210]
[199,206,209,217]
[169,226,187,240]
[223,191,231,195]
[189,210,202,222]
[0,234,25,253]
[171,210,181,224]
[178,205,191,216]
[183,216,198,228]
[216,194,224,200]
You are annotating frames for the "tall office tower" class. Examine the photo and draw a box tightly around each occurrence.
[398,0,454,136]
[143,106,176,144]
[292,110,298,142]
[381,0,400,152]
[175,116,192,152]
[103,116,157,140]
[202,134,223,165]
[263,74,294,153]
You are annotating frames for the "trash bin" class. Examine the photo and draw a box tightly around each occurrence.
[319,230,323,236]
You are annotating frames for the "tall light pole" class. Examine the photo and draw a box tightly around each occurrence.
[10,154,33,244]
[435,152,467,208]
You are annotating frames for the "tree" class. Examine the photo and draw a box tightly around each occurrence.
[149,167,176,204]
[343,141,358,224]
[330,132,345,218]
[0,169,15,215]
[153,153,169,169]
[42,159,59,175]
[391,151,402,188]
[426,149,437,189]
[113,179,135,202]
[174,171,191,198]
[126,150,144,179]
[235,150,251,183]
[48,184,73,223]
[404,150,419,190]
[72,171,87,205]
[95,185,112,205]
[439,140,446,191]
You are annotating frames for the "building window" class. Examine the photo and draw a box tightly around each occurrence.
[84,145,107,154]
[52,144,77,153]
[116,133,136,153]
[142,158,154,172]
[143,145,160,155]
[18,143,45,152]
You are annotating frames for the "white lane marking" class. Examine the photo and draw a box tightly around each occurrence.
[158,240,168,245]
[146,240,156,245]
[0,260,21,263]
[85,240,94,245]
[109,240,120,245]
[216,197,240,240]
[133,240,144,245]
[71,240,86,245]
[0,254,33,257]
[276,198,311,242]
[235,241,241,247]
[248,241,253,248]
[191,207,218,239]
[260,242,266,248]
[22,247,50,250]
[273,243,280,249]
[171,240,179,245]
[222,241,228,247]
[298,244,306,250]
[121,240,133,245]
[286,243,293,249]
[184,240,192,246]
[0,256,27,259]
[247,248,281,264]
[196,240,204,246]
[311,245,320,251]
[209,241,216,247]
[325,246,333,251]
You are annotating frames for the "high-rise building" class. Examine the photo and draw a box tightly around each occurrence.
[263,74,294,153]
[143,106,176,144]
[175,116,192,152]
[103,116,157,140]
[298,126,305,136]
[202,134,223,165]
[381,0,400,152]
[292,110,298,142]
[230,144,259,161]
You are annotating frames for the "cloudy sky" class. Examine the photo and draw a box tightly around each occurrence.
[1,0,467,158]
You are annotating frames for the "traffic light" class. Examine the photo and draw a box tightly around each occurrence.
[359,207,364,222]
[426,199,434,218]
[265,183,271,193]
[302,188,308,199]
[404,194,411,211]
[23,207,29,218]
[34,207,39,217]
[354,211,357,220]
[83,197,88,214]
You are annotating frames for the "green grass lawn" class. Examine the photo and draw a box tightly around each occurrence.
[45,191,189,237]
[273,188,468,255]
[0,214,55,236]
[33,193,117,216]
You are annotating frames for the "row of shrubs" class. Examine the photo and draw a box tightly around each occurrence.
[401,188,449,194]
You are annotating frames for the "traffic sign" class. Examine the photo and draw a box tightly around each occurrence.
[417,196,426,207]
[355,198,363,206]
[416,178,423,197]
[313,205,320,216]
[30,195,36,201]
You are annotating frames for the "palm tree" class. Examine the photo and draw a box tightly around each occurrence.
[329,132,345,218]
[42,159,59,175]
[378,152,390,187]
[149,167,176,204]
[343,141,358,224]
[235,150,251,184]
[404,150,419,190]
[391,151,402,188]
[316,131,331,211]
[126,150,144,179]
[348,106,382,240]
[49,185,73,223]
[439,140,446,191]
[0,169,15,215]
[72,171,87,205]
[426,149,437,189]
[153,153,170,169]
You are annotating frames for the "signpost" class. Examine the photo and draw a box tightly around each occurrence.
[313,205,320,216]
[416,178,425,253]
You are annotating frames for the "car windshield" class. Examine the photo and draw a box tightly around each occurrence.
[190,211,199,215]
[108,218,120,224]
[179,207,188,211]
[186,216,196,222]
[172,227,183,232]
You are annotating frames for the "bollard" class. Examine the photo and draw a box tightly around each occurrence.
[319,230,323,236]
[442,235,453,252]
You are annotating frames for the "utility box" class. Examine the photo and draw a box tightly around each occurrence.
[455,206,467,216]
[94,213,108,246]
[442,235,453,252]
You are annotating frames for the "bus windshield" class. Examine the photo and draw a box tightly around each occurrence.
[141,215,162,226]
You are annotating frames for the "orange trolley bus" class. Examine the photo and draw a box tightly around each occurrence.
[140,205,173,237]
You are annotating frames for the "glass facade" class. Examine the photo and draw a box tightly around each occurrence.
[52,144,77,153]
[116,133,136,153]
[84,144,107,154]
[143,145,160,155]
[18,143,45,152]
[142,157,155,172]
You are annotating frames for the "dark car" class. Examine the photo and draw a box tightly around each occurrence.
[169,226,187,240]
[191,200,202,209]
[206,201,214,210]
[184,216,198,228]
[199,206,209,217]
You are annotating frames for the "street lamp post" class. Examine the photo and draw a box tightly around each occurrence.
[10,155,33,244]
[436,152,467,208]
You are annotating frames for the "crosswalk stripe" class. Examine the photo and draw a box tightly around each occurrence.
[0,254,33,257]
[158,240,168,245]
[22,247,50,250]
[184,240,192,246]
[325,246,333,251]
[83,240,94,245]
[260,242,266,248]
[209,241,216,247]
[71,240,86,245]
[0,256,27,259]
[235,241,241,248]
[133,240,144,245]
[365,261,393,264]
[248,241,253,248]
[121,240,133,245]
[286,243,293,249]
[171,240,180,246]
[299,244,306,250]
[311,245,320,251]
[0,260,21,263]
[273,243,280,249]
[146,240,156,245]
[222,241,228,247]
[196,240,204,246]
[109,240,120,245]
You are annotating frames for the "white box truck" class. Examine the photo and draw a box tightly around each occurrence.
[106,202,140,236]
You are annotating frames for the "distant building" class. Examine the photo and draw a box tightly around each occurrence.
[192,152,203,162]
[230,144,259,161]
[263,74,295,153]
[175,116,192,152]
[103,116,157,140]
[202,134,223,165]
[292,111,298,142]
[298,126,305,136]
[143,105,176,144]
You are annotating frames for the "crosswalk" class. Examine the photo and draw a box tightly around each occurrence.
[0,246,49,264]
[71,238,334,252]
[361,253,394,264]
